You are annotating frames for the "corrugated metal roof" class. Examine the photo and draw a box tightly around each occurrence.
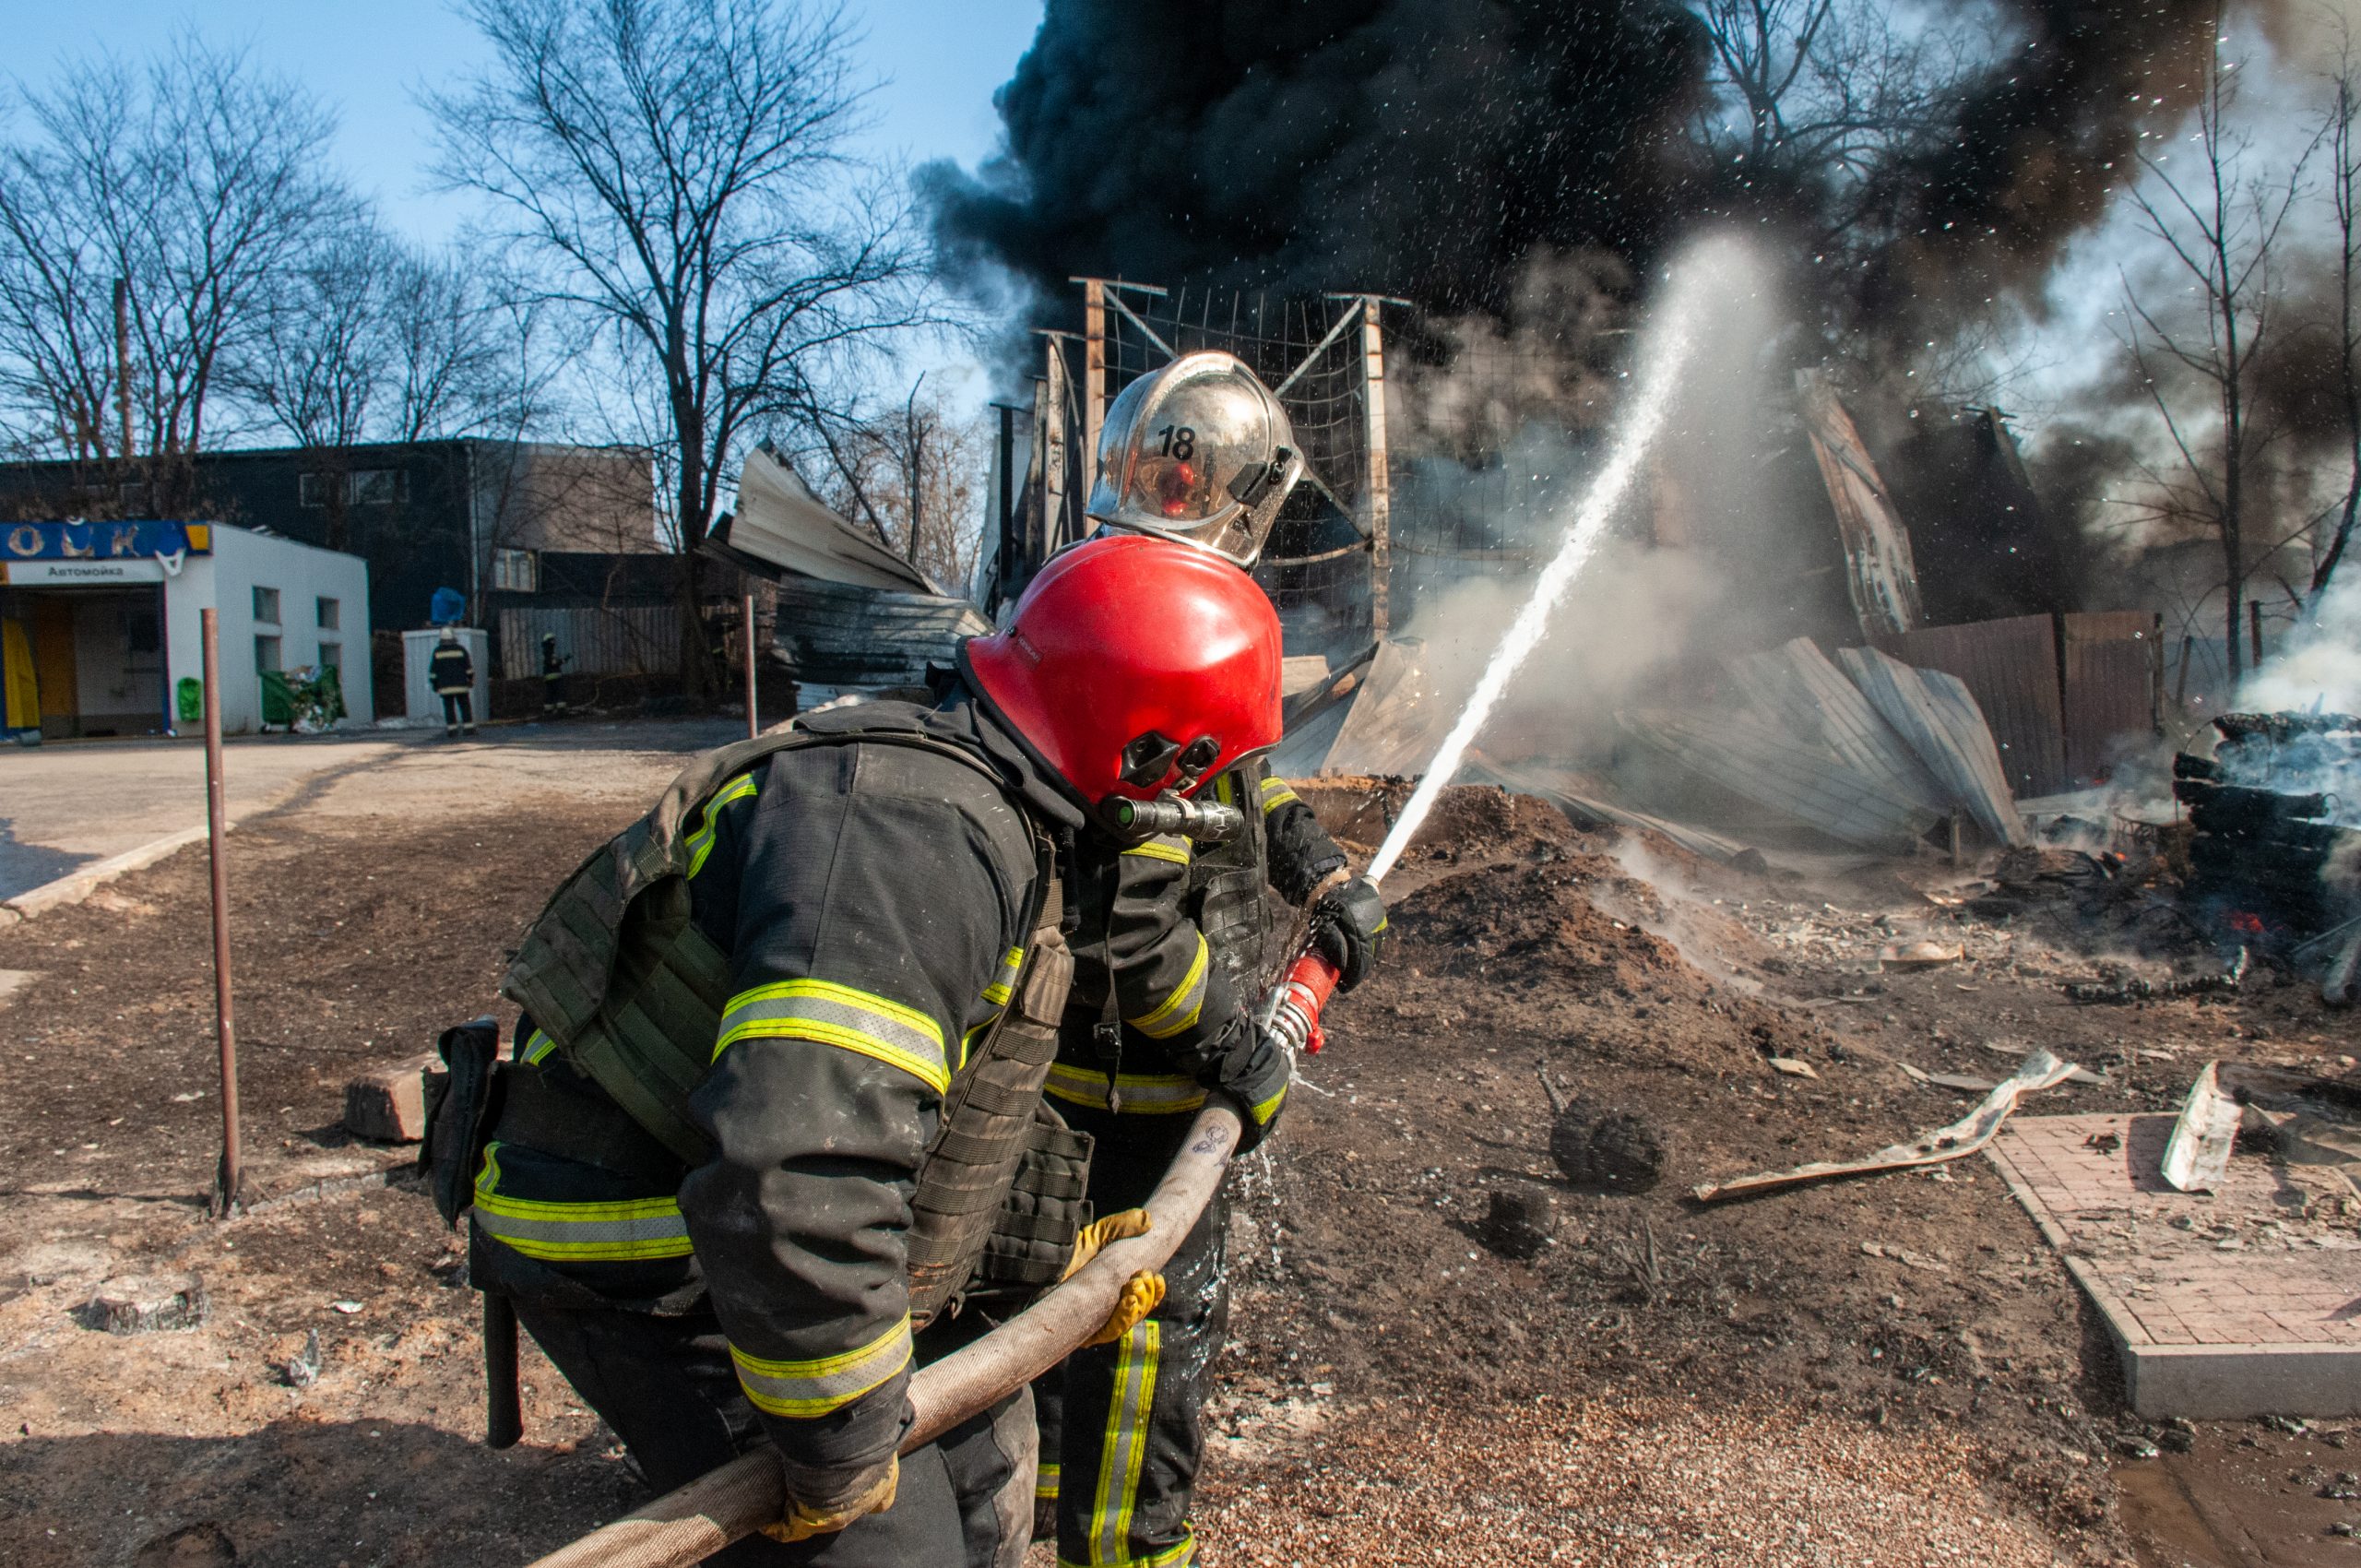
[1726,637,1950,815]
[1619,706,1942,852]
[1838,646,2028,847]
[772,576,990,689]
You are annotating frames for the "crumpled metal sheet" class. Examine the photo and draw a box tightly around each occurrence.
[2159,1062,2243,1194]
[1693,1049,2080,1204]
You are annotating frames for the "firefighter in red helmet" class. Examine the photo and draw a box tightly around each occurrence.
[438,537,1291,1566]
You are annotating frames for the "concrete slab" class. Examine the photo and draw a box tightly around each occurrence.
[1985,1111,2361,1420]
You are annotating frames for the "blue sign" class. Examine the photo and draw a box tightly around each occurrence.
[2,519,213,562]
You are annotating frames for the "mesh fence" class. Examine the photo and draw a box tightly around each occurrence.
[1069,281,1613,653]
[1097,286,1374,648]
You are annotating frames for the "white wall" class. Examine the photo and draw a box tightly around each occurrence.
[161,527,374,735]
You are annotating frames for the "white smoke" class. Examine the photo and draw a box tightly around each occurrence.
[2240,570,2361,716]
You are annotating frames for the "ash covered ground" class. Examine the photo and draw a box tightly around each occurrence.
[0,754,2354,1566]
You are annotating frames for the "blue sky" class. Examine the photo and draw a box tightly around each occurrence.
[1,0,1043,245]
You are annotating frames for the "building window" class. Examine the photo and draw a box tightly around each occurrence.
[298,472,332,508]
[252,586,280,624]
[254,635,281,674]
[351,469,403,505]
[316,596,339,630]
[492,548,539,592]
[317,640,341,671]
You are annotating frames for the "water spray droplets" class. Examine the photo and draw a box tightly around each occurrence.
[1365,238,1742,883]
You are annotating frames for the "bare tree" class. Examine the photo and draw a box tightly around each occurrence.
[808,375,987,589]
[2320,59,2361,602]
[0,38,352,494]
[1689,0,1978,208]
[430,0,938,698]
[2116,20,2318,681]
[239,228,542,450]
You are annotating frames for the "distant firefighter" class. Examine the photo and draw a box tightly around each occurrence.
[429,629,476,739]
[540,632,570,718]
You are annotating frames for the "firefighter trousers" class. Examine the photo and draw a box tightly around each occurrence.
[1034,1105,1228,1568]
[513,1299,1035,1567]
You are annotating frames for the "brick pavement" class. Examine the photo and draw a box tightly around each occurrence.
[1985,1111,2361,1418]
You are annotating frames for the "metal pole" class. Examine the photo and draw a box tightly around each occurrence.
[201,609,242,1213]
[1079,279,1106,492]
[742,592,759,741]
[2174,635,2193,709]
[1359,296,1394,640]
[992,402,1017,607]
[2248,599,2264,670]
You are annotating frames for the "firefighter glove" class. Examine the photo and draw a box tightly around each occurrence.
[1213,1016,1291,1155]
[1311,874,1387,992]
[1062,1206,1153,1281]
[762,1455,898,1542]
[1086,1270,1167,1346]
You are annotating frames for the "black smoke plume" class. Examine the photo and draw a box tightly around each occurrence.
[924,0,2225,353]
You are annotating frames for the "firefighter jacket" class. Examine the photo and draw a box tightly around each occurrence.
[1045,755,1336,1141]
[429,641,473,695]
[1194,757,1347,986]
[469,698,1085,1505]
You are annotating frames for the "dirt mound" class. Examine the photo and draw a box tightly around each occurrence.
[1291,779,1582,864]
[1376,855,1815,1077]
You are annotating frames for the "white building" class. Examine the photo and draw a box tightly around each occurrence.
[1,520,372,740]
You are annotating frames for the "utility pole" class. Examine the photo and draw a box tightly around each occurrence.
[113,278,133,464]
[200,609,243,1214]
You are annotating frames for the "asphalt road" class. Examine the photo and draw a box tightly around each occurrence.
[0,734,408,901]
[0,718,748,903]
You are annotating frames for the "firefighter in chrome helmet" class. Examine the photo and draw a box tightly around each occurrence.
[1037,359,1386,1565]
[1085,350,1306,566]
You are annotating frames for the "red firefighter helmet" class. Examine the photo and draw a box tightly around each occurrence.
[961,534,1283,812]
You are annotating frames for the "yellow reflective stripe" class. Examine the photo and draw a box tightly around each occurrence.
[1214,773,1238,806]
[1257,777,1299,815]
[1124,934,1207,1040]
[1092,1320,1162,1564]
[982,944,1026,1006]
[730,1315,912,1420]
[1036,1462,1062,1501]
[1251,1082,1288,1126]
[685,774,760,879]
[1120,836,1191,867]
[520,1028,557,1065]
[1058,1544,1194,1568]
[470,1144,692,1262]
[1045,1063,1207,1114]
[716,980,949,1094]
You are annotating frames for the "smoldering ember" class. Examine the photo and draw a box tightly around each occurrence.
[5,2,2361,1565]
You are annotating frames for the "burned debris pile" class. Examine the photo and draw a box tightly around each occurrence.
[2174,712,2361,939]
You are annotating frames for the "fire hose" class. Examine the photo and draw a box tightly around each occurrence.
[520,870,1361,1568]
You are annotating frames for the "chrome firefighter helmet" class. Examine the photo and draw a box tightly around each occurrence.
[1086,350,1305,566]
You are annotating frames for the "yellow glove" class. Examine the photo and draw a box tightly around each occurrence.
[1060,1207,1153,1282]
[761,1455,898,1543]
[1086,1270,1166,1347]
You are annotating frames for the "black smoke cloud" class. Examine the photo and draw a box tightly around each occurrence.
[925,0,2225,351]
[922,2,1706,314]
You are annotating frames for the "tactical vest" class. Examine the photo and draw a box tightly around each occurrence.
[1192,766,1272,990]
[500,726,1083,1326]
